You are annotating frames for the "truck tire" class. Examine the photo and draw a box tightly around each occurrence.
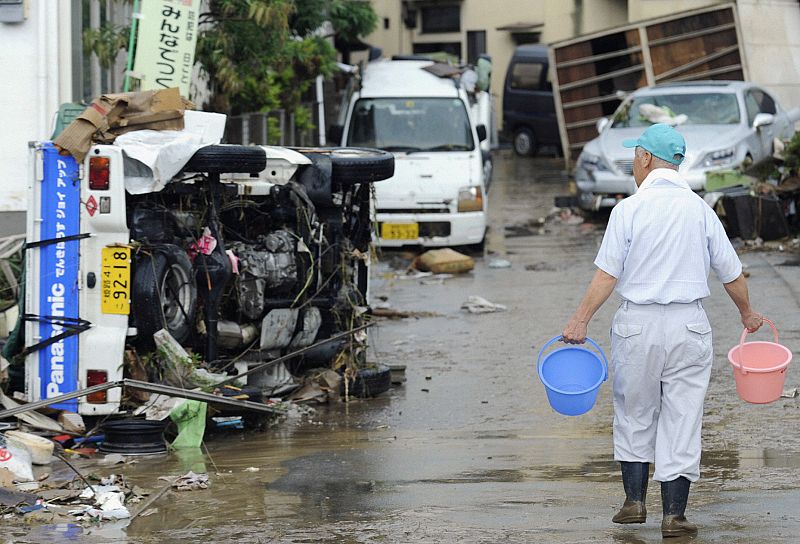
[133,245,197,351]
[184,145,267,174]
[341,364,392,398]
[513,128,536,156]
[297,147,395,185]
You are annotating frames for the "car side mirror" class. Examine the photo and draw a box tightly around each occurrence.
[596,117,610,134]
[476,124,488,142]
[327,124,344,145]
[752,113,774,129]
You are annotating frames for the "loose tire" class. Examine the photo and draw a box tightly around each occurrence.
[297,147,395,185]
[513,128,536,157]
[341,364,392,398]
[184,145,267,174]
[133,245,197,350]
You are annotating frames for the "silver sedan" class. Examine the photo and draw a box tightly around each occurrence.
[575,81,800,210]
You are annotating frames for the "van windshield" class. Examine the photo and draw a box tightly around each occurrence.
[346,98,475,152]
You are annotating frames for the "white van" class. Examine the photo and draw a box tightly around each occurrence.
[23,122,392,416]
[331,58,492,248]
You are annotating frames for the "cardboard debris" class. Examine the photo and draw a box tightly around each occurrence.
[415,249,475,274]
[54,88,193,162]
[164,471,209,492]
[57,412,86,434]
[0,391,65,433]
[289,370,342,404]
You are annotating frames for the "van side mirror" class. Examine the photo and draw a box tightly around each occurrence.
[596,117,610,134]
[752,113,774,129]
[327,124,344,145]
[476,124,488,142]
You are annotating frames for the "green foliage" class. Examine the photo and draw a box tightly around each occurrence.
[329,0,377,43]
[782,131,800,176]
[197,1,343,116]
[82,0,378,135]
[83,23,130,70]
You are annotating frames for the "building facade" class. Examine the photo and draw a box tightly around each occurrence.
[362,0,744,131]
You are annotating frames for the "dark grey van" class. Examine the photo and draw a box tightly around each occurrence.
[503,44,560,156]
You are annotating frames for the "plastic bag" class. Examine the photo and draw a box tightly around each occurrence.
[0,434,34,482]
[169,400,207,449]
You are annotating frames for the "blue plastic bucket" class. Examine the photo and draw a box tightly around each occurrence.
[537,336,608,416]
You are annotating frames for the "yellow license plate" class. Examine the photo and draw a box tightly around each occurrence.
[101,247,131,315]
[381,223,419,240]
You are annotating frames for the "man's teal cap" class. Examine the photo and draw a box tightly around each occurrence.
[622,123,686,165]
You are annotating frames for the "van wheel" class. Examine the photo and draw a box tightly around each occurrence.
[297,147,395,185]
[133,245,197,351]
[513,128,536,156]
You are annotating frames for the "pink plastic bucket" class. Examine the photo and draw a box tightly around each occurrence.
[727,318,792,404]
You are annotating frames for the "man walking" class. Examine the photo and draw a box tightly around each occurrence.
[561,123,763,538]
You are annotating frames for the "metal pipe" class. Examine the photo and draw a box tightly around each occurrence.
[36,0,48,138]
[0,378,283,420]
[316,75,326,145]
[0,382,122,419]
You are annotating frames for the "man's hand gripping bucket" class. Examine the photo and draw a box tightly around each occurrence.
[727,318,792,404]
[537,336,608,416]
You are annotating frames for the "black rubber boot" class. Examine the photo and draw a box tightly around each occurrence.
[612,461,649,524]
[661,477,698,537]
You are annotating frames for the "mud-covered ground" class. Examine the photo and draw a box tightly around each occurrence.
[5,152,800,543]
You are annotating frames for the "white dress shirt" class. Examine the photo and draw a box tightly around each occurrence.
[595,168,742,304]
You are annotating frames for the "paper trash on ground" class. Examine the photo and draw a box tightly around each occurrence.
[461,296,508,314]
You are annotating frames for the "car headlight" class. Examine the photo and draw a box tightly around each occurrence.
[701,147,736,168]
[457,186,483,212]
[577,152,610,173]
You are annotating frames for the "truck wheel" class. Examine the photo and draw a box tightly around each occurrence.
[184,145,267,174]
[133,246,197,350]
[513,128,536,156]
[341,364,392,398]
[298,147,395,184]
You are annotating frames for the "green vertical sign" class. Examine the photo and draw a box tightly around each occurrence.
[133,0,201,97]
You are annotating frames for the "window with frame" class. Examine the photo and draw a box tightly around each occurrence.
[510,62,544,91]
[745,90,776,126]
[420,5,460,33]
[467,30,486,65]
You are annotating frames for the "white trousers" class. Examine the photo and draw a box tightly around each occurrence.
[611,300,713,482]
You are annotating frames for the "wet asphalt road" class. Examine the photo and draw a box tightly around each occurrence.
[8,152,800,543]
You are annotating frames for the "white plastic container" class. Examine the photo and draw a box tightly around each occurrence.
[4,430,55,465]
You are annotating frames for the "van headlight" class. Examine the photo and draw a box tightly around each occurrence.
[457,186,483,212]
[701,147,736,168]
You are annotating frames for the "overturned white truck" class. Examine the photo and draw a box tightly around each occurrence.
[22,113,393,416]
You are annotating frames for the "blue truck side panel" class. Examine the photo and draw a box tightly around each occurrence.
[38,143,80,411]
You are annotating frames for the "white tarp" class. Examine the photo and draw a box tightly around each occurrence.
[116,110,227,194]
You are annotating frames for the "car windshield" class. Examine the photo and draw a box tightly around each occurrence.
[611,92,741,127]
[346,97,475,152]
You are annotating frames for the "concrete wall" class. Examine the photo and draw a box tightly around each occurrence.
[737,0,800,111]
[543,0,629,43]
[0,1,74,212]
[627,0,726,22]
